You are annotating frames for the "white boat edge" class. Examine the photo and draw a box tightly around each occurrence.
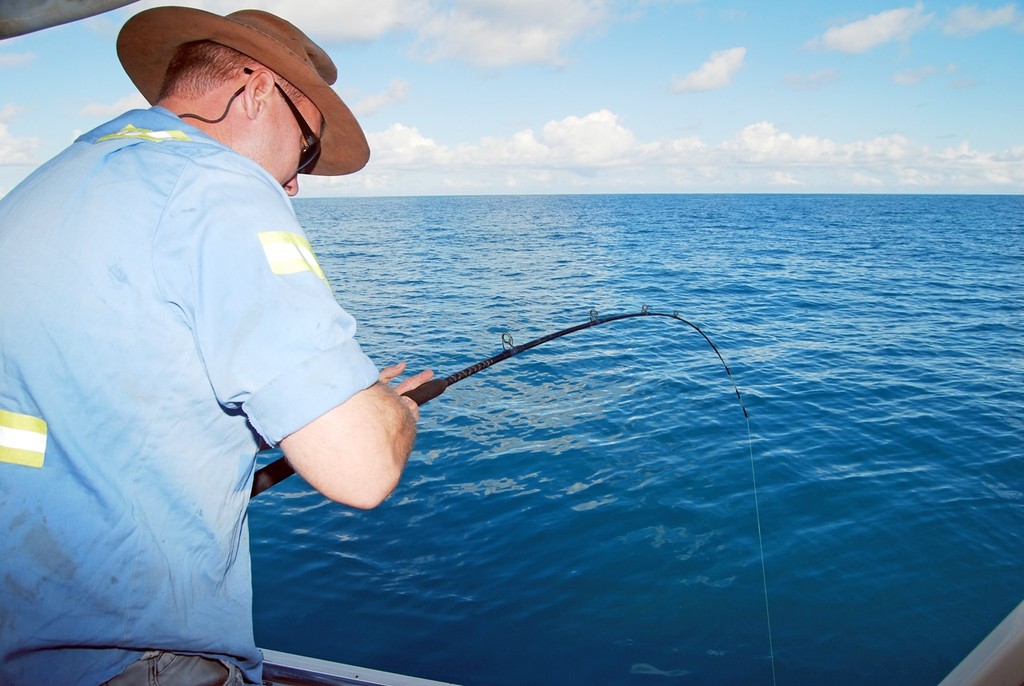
[938,596,1024,686]
[261,648,462,686]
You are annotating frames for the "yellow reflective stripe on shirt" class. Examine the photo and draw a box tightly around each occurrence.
[0,409,47,468]
[257,232,328,285]
[97,124,191,143]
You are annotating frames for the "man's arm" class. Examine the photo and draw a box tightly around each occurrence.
[279,363,432,509]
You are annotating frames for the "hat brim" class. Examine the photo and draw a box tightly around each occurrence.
[117,7,368,176]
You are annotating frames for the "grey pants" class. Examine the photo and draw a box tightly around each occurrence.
[102,651,245,686]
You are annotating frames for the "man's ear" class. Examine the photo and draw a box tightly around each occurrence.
[241,68,277,120]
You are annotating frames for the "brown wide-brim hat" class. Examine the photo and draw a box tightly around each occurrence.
[116,7,368,176]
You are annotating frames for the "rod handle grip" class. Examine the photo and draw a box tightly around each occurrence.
[403,377,449,406]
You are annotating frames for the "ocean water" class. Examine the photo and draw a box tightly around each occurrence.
[249,194,1023,686]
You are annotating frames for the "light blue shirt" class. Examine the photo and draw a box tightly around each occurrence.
[0,108,379,685]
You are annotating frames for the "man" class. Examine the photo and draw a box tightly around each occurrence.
[0,7,431,685]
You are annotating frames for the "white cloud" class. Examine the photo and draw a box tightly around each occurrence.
[412,0,607,67]
[282,0,429,41]
[943,3,1022,36]
[847,132,914,162]
[994,145,1024,162]
[123,0,604,67]
[646,135,708,164]
[0,106,39,166]
[79,94,149,118]
[722,122,842,164]
[469,129,550,165]
[352,79,410,117]
[367,122,451,167]
[937,141,1024,188]
[808,3,932,53]
[329,113,1024,195]
[541,109,637,164]
[671,47,746,93]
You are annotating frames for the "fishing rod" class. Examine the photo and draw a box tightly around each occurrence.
[250,306,747,497]
[250,307,775,682]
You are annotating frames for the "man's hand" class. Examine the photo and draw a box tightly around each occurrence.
[378,361,434,419]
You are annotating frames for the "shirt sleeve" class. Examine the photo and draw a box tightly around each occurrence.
[152,156,379,445]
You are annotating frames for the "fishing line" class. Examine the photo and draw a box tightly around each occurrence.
[250,306,776,683]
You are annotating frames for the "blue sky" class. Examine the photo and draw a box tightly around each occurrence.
[1,1,1022,197]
